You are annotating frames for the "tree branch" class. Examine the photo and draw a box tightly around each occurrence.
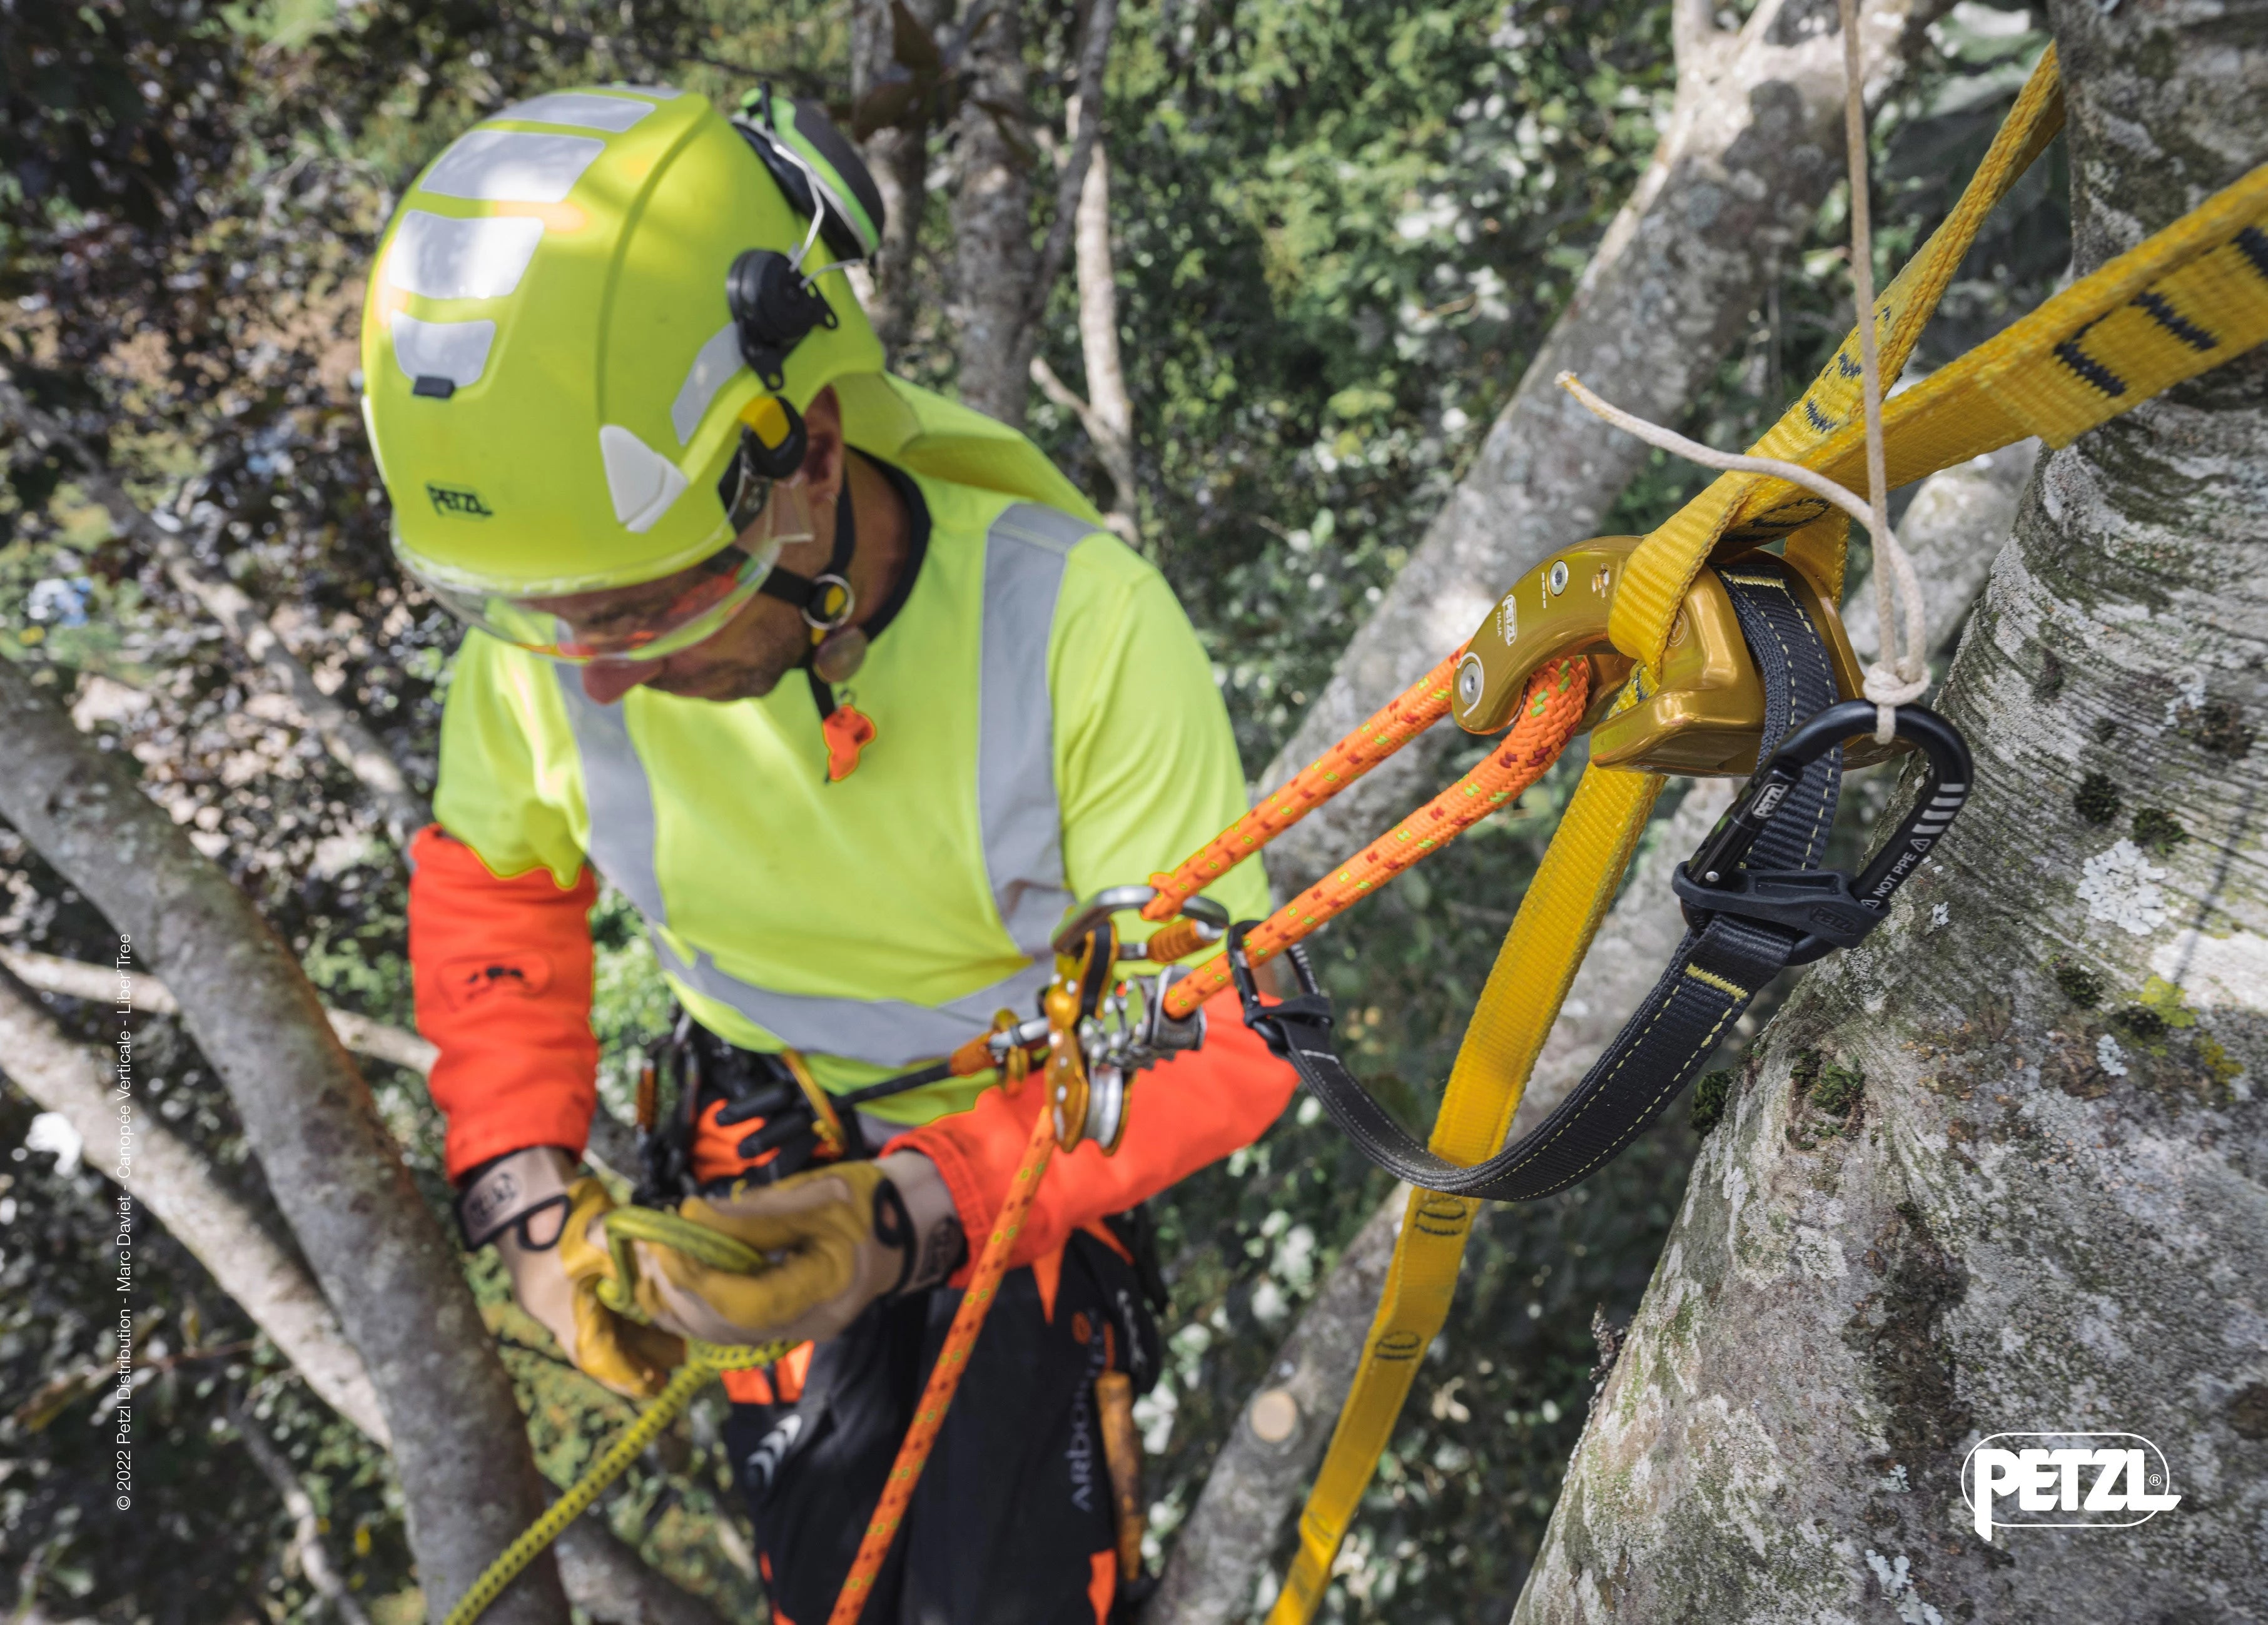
[1023,0,1120,333]
[0,379,431,851]
[231,1404,377,1625]
[0,659,564,1624]
[0,960,717,1624]
[0,941,438,1074]
[0,964,390,1442]
[1069,99,1140,543]
[0,941,644,1177]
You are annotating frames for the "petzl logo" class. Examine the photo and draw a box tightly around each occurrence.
[427,482,494,519]
[1962,1432,2180,1537]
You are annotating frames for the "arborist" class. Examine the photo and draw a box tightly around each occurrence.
[358,84,1293,1624]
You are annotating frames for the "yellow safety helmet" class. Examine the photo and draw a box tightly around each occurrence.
[359,84,888,661]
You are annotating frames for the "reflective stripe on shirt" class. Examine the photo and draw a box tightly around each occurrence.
[553,500,1090,1066]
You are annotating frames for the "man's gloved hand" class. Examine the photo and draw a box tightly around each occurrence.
[461,1147,685,1398]
[623,1151,962,1347]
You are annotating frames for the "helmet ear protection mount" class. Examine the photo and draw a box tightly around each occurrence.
[727,86,887,393]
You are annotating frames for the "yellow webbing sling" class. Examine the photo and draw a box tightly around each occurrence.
[1270,48,2268,1618]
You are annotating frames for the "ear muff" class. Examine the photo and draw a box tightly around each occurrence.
[777,101,886,260]
[735,88,886,263]
[727,247,839,391]
[727,88,886,392]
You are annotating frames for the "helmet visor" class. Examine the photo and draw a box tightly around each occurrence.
[403,462,817,664]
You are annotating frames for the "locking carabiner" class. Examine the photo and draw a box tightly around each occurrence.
[1673,700,1973,964]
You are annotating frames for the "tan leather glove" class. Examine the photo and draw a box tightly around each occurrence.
[465,1148,685,1398]
[622,1151,961,1348]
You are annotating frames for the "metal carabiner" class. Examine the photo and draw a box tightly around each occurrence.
[1051,883,1230,960]
[1672,700,1974,964]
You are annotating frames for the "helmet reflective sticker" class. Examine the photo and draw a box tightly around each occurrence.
[494,91,656,132]
[422,131,605,204]
[599,425,691,532]
[671,323,744,445]
[389,313,495,390]
[385,212,544,300]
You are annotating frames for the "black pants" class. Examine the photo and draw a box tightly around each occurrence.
[724,1230,1161,1625]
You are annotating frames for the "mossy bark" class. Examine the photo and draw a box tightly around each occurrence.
[1514,1,2268,1617]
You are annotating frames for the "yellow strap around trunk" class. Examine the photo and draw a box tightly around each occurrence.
[1270,765,1659,1622]
[1268,43,2268,1617]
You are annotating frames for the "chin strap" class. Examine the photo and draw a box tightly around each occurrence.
[756,468,876,781]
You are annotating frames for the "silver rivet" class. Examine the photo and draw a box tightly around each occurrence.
[1549,560,1569,595]
[1455,654,1484,709]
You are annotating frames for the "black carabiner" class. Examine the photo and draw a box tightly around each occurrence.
[1673,701,1973,965]
[1227,921,1332,1060]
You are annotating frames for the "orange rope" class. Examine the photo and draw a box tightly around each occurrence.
[825,1092,1059,1625]
[1140,915,1212,964]
[1162,657,1589,1019]
[824,655,1582,1617]
[1142,649,1467,921]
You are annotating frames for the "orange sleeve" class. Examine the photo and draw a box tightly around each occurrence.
[891,988,1297,1270]
[407,824,601,1180]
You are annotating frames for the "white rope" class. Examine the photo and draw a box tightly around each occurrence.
[1557,0,1932,743]
[1556,367,1925,648]
[1838,0,1927,739]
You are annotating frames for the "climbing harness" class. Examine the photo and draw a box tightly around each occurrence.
[444,904,1200,1625]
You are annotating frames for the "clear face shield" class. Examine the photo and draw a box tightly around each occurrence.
[401,423,816,664]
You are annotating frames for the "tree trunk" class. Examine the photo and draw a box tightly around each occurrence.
[0,663,567,1625]
[1259,0,1947,893]
[1516,2,2268,1616]
[1147,437,2030,1621]
[948,0,1036,426]
[852,0,941,358]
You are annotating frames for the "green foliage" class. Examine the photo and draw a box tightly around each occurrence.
[1690,1067,1733,1135]
[1034,0,1677,765]
[1810,1059,1864,1122]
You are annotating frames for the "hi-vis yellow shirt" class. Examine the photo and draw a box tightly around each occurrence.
[433,462,1267,1123]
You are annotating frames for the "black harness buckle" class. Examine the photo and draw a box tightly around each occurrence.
[1226,921,1333,1060]
[1673,699,1974,965]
